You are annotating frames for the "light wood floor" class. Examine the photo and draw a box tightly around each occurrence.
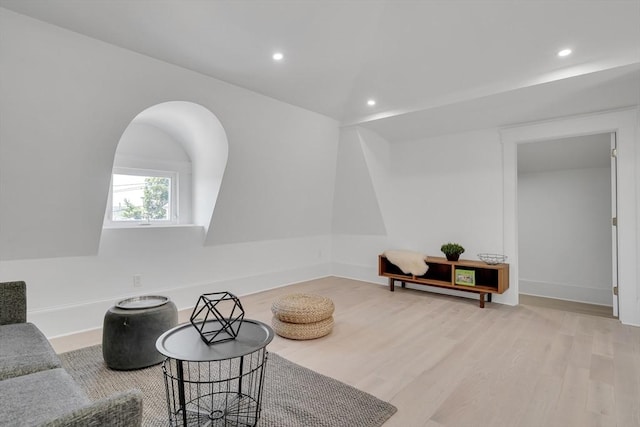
[519,294,615,319]
[53,277,640,426]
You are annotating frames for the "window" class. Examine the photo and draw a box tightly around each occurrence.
[103,102,226,232]
[107,168,177,226]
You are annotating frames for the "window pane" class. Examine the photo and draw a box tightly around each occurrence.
[112,174,171,221]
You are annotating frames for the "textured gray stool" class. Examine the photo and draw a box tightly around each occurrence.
[103,296,178,370]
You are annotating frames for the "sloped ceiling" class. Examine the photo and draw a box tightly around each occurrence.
[1,0,638,141]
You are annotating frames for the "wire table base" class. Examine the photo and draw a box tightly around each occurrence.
[157,320,273,427]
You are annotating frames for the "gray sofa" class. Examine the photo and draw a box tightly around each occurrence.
[0,281,143,426]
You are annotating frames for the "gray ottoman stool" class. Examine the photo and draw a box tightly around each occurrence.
[102,296,178,370]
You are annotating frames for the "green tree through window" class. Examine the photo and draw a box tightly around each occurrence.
[143,176,170,219]
[120,176,170,221]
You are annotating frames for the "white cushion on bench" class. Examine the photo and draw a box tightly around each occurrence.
[383,250,429,276]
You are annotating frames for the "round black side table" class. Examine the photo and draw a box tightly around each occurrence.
[156,319,274,427]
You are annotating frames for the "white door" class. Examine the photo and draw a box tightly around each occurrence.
[611,133,619,317]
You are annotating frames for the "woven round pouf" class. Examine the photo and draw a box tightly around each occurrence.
[271,293,334,340]
[271,293,334,324]
[272,316,334,340]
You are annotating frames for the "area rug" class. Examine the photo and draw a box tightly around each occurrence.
[60,345,396,426]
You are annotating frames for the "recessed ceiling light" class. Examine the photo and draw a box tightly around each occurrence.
[367,99,376,106]
[272,52,284,61]
[557,49,572,57]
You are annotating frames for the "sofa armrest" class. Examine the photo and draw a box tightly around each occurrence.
[41,389,144,427]
[0,281,26,325]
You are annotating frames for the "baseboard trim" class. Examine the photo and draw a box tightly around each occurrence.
[35,263,331,339]
[519,278,612,306]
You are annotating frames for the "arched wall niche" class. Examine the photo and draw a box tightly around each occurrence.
[107,101,229,238]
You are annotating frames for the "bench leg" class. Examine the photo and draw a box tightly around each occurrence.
[389,278,395,292]
[479,293,485,308]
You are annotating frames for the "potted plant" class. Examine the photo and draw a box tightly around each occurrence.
[441,242,465,261]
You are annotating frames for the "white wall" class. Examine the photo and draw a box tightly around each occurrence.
[331,126,512,304]
[0,9,338,336]
[116,123,191,162]
[518,167,612,305]
[388,128,504,256]
[331,127,386,235]
[1,233,332,337]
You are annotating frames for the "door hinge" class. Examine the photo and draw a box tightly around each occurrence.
[613,286,618,296]
[611,148,617,158]
[612,217,617,226]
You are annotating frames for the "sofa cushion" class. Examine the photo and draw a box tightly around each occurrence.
[0,322,62,380]
[0,281,27,325]
[0,368,90,425]
[40,389,143,427]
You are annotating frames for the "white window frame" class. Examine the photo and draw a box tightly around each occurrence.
[105,167,178,227]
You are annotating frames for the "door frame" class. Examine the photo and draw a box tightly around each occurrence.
[611,133,619,317]
[500,108,638,326]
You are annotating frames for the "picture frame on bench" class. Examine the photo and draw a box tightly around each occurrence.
[455,269,476,286]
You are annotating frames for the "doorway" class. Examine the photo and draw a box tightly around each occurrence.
[516,133,616,317]
[501,109,637,325]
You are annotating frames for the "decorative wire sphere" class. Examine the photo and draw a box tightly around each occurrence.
[477,253,507,265]
[190,292,245,345]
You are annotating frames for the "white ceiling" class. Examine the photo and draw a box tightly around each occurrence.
[1,0,639,142]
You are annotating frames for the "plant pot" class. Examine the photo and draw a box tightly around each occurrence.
[445,254,460,261]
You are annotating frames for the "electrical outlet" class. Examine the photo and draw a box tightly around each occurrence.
[133,274,142,288]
